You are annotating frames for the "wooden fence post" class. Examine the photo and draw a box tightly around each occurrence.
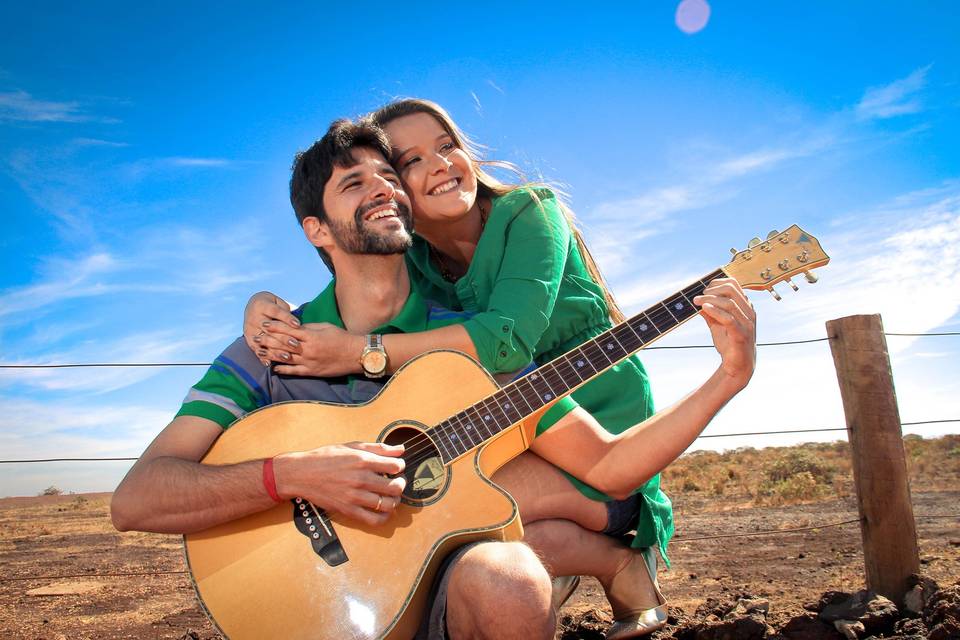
[826,314,920,604]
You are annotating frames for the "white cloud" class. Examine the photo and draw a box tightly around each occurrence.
[0,220,275,323]
[167,157,232,167]
[0,89,119,124]
[585,139,829,279]
[0,253,121,318]
[72,137,129,148]
[856,65,931,120]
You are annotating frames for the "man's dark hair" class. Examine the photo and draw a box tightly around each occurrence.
[290,118,392,273]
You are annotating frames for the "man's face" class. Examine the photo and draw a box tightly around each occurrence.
[319,147,414,256]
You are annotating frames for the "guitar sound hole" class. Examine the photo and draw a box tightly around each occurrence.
[382,425,449,506]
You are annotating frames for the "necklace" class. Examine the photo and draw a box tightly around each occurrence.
[430,202,487,284]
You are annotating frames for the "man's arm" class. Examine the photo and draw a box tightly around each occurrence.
[111,415,407,534]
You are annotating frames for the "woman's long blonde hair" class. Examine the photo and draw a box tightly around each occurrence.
[368,98,625,324]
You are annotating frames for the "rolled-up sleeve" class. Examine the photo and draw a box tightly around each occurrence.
[462,191,571,373]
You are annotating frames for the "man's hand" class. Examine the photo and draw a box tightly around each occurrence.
[693,278,757,390]
[274,442,406,526]
[243,291,301,365]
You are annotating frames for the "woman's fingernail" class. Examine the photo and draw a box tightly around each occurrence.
[288,338,299,347]
[279,352,290,361]
[261,320,271,328]
[257,349,267,357]
[252,335,261,343]
[290,318,300,327]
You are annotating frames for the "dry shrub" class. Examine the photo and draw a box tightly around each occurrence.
[663,435,957,503]
[755,449,836,505]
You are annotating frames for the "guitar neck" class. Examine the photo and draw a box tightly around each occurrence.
[428,267,726,463]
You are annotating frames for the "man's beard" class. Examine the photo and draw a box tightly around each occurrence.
[327,198,414,256]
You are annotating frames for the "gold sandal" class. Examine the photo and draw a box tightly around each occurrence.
[551,575,581,611]
[604,546,668,640]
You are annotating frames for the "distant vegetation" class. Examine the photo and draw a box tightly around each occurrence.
[662,434,960,505]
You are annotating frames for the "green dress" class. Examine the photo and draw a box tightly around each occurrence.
[405,187,674,562]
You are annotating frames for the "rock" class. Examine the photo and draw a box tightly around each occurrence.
[779,614,845,640]
[893,617,928,638]
[691,615,773,640]
[724,598,771,620]
[923,582,960,639]
[557,607,609,640]
[903,585,925,616]
[833,619,864,640]
[928,619,960,640]
[818,591,898,635]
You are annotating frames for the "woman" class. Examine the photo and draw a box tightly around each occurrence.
[245,99,756,638]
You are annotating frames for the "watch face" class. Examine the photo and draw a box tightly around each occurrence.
[363,350,387,374]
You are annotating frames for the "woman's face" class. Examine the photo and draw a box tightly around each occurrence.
[382,112,479,225]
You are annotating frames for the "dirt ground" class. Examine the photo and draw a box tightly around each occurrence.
[1,490,957,639]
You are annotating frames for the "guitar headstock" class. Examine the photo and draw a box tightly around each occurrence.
[723,225,829,300]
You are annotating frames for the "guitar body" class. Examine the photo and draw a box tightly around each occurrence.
[183,350,539,640]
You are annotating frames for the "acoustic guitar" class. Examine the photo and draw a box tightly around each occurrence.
[184,225,829,639]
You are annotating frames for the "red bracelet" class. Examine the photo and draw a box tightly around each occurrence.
[262,457,283,503]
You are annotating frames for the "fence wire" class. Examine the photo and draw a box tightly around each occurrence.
[0,329,956,370]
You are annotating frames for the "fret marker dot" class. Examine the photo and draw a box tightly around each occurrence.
[531,373,539,380]
[484,415,491,422]
[674,302,683,310]
[504,403,511,410]
[606,343,614,350]
[639,324,648,331]
[544,393,553,400]
[576,360,584,367]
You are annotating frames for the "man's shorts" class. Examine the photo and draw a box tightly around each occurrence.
[414,542,482,640]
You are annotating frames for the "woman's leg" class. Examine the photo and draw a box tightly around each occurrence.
[490,453,661,610]
[491,450,608,530]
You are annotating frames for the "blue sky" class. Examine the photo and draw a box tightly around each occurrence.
[2,2,959,496]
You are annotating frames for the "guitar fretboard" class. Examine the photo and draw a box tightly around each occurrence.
[428,268,726,463]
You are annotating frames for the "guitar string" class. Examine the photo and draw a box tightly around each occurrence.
[393,283,712,472]
[391,275,716,471]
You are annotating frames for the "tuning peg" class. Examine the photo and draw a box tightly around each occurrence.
[768,287,782,301]
[748,237,762,248]
[766,229,780,239]
[784,277,799,291]
[803,271,818,284]
[730,248,738,256]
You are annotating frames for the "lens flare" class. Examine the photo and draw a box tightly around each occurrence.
[676,0,711,34]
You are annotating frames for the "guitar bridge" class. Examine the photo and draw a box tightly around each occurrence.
[292,498,348,566]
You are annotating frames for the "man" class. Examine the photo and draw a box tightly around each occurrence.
[111,119,557,639]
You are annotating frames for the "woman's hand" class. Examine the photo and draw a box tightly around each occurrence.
[266,323,366,377]
[692,278,757,391]
[244,291,300,365]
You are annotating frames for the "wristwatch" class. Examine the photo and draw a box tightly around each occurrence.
[359,334,388,378]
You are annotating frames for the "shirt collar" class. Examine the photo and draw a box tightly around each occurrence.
[298,278,430,334]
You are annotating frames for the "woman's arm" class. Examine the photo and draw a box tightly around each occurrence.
[529,278,757,499]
